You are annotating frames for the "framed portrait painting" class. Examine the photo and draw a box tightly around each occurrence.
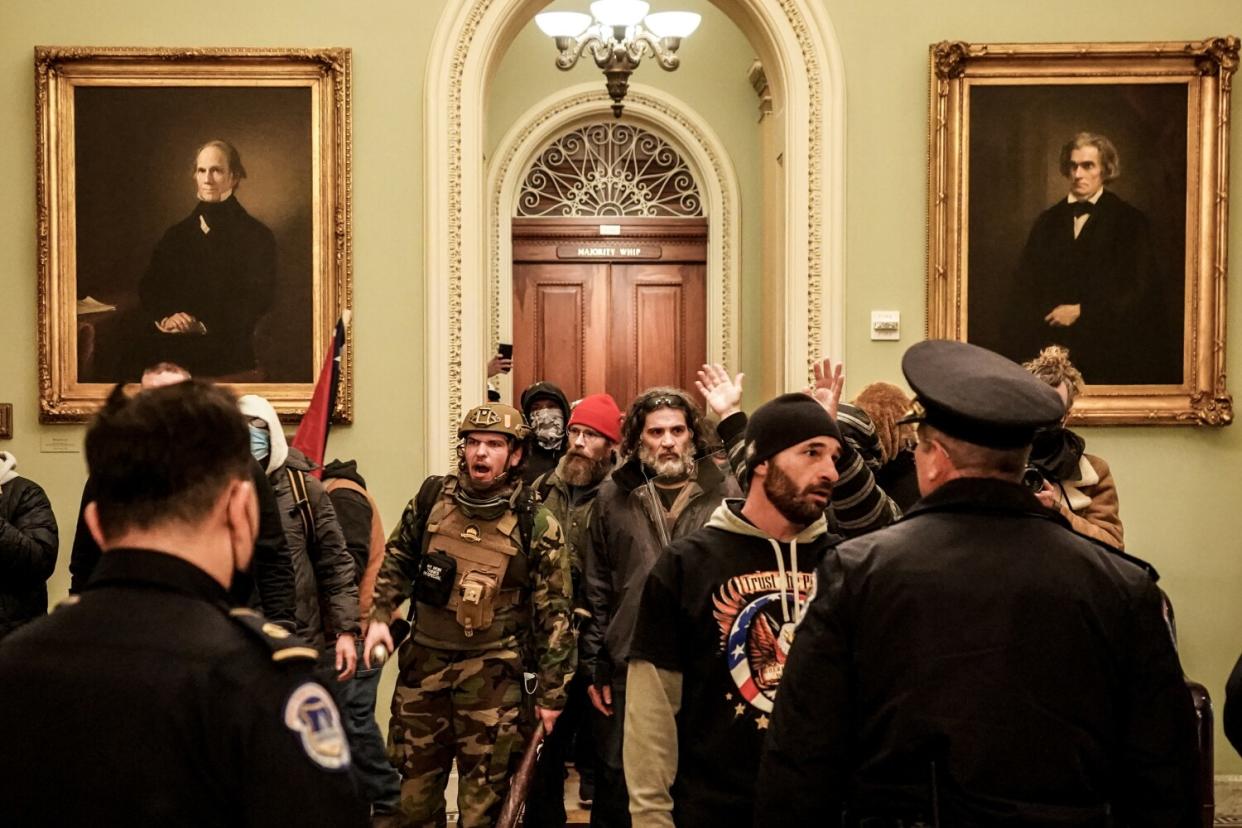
[36,46,353,422]
[927,37,1237,425]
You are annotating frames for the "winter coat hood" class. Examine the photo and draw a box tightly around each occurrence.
[237,395,288,474]
[705,498,830,544]
[0,452,17,486]
[322,458,366,488]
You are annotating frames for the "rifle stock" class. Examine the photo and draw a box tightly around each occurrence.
[496,721,546,828]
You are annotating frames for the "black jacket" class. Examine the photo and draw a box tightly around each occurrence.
[322,459,370,585]
[0,549,366,826]
[69,458,297,628]
[137,195,276,376]
[582,454,740,684]
[0,475,58,640]
[758,477,1199,826]
[271,448,360,648]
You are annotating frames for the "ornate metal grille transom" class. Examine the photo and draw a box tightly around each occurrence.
[517,123,703,217]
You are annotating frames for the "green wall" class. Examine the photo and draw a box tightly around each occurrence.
[3,0,1242,773]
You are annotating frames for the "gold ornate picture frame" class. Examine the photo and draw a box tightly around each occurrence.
[36,46,353,423]
[927,37,1237,425]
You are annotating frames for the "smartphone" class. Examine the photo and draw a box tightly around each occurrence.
[498,343,513,360]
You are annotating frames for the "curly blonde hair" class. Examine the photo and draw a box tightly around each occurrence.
[1023,345,1084,403]
[852,382,916,464]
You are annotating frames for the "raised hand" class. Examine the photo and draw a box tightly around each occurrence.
[695,363,744,419]
[806,357,844,420]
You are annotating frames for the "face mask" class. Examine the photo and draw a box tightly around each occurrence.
[248,425,271,464]
[530,408,565,451]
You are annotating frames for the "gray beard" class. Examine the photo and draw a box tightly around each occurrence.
[637,443,694,481]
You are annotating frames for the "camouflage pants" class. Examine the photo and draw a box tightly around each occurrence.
[388,642,526,828]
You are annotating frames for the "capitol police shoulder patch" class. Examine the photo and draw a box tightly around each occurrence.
[284,682,351,770]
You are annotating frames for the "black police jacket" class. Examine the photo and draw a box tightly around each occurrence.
[0,548,366,827]
[757,477,1200,827]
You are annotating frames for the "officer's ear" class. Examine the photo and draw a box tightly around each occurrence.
[84,502,108,549]
[507,441,524,469]
[224,479,258,571]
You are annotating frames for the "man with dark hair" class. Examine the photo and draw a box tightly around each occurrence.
[0,381,365,824]
[132,138,276,378]
[1008,131,1167,384]
[583,387,740,827]
[696,361,901,534]
[0,450,58,641]
[68,362,297,630]
[364,402,575,827]
[757,340,1199,825]
[623,392,847,827]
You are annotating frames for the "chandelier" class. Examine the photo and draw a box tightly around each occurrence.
[535,1,702,118]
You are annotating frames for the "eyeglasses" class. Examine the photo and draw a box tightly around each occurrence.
[567,425,607,443]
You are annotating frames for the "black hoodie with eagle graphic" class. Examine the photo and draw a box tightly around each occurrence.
[625,499,843,827]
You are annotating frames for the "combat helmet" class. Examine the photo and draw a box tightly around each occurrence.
[458,403,530,441]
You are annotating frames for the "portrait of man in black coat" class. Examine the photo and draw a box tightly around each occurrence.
[964,83,1188,390]
[131,139,277,379]
[70,85,316,386]
[1006,132,1174,385]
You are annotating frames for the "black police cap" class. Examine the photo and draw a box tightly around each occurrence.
[898,340,1065,449]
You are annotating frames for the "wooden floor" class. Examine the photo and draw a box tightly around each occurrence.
[564,768,591,825]
[444,766,591,825]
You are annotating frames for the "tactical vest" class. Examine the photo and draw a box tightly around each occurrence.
[415,477,531,646]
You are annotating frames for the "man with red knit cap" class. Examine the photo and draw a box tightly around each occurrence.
[525,393,624,826]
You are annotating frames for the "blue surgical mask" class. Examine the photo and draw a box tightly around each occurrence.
[248,425,271,463]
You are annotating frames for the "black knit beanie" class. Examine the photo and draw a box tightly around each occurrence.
[744,393,843,472]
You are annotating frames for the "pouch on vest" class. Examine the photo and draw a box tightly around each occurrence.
[415,551,457,608]
[457,570,499,637]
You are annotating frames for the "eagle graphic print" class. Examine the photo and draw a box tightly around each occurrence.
[713,570,817,715]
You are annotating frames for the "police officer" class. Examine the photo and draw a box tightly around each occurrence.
[364,402,576,827]
[0,380,365,825]
[756,340,1200,826]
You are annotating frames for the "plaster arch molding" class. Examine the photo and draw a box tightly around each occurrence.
[487,83,741,405]
[423,0,846,466]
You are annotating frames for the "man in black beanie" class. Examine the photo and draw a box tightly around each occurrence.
[622,391,847,827]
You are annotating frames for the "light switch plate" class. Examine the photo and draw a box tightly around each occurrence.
[870,310,901,341]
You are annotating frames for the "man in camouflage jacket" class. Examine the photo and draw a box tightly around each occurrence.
[365,402,576,828]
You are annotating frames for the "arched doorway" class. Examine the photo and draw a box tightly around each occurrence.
[511,121,707,406]
[422,0,846,466]
[487,83,741,409]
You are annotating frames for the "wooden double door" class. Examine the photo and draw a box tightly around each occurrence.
[512,218,707,408]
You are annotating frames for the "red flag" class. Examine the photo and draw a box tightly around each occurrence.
[292,311,349,478]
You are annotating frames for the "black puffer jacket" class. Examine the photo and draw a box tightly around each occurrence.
[582,454,740,685]
[520,381,571,484]
[0,474,59,640]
